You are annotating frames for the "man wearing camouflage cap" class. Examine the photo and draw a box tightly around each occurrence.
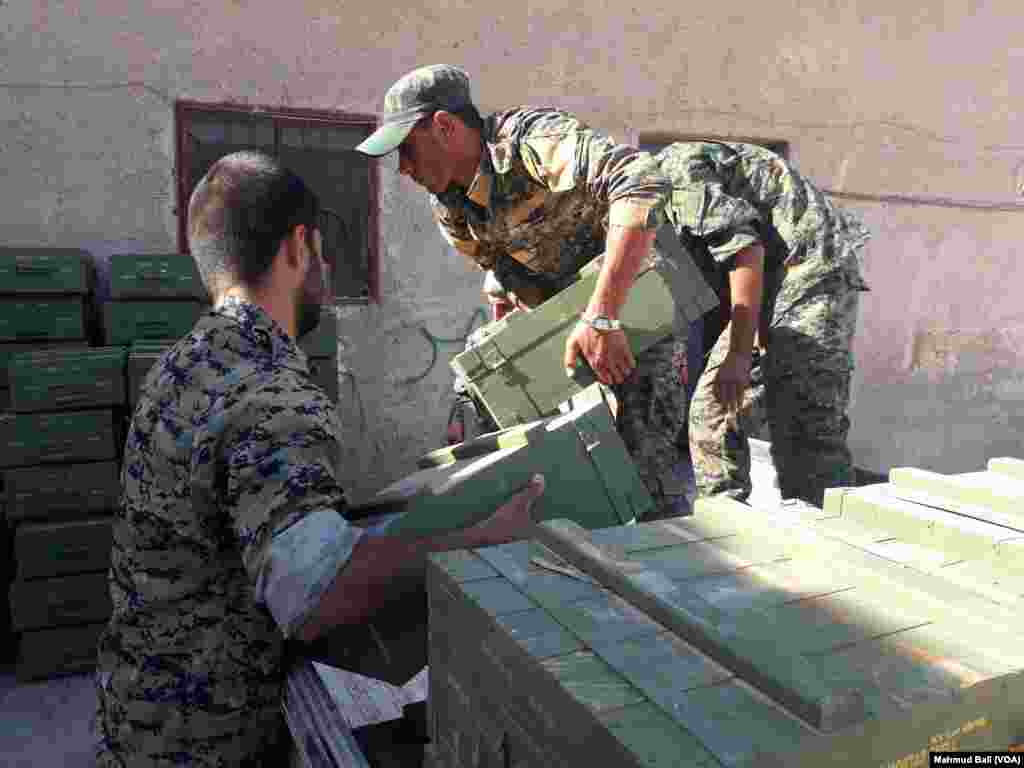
[359,64,870,509]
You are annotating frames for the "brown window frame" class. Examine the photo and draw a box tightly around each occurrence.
[174,100,381,303]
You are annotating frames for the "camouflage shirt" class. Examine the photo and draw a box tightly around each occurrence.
[95,298,364,766]
[431,107,670,280]
[655,140,871,291]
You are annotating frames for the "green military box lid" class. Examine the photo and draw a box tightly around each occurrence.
[0,297,89,342]
[350,393,652,535]
[451,252,715,429]
[0,342,89,388]
[298,311,338,359]
[0,247,92,294]
[4,461,120,523]
[308,356,339,403]
[427,512,1024,768]
[103,300,204,345]
[0,409,118,468]
[15,622,106,683]
[8,571,112,631]
[108,253,207,300]
[8,346,128,412]
[14,516,114,580]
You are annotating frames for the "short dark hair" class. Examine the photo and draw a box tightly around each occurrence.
[187,151,320,293]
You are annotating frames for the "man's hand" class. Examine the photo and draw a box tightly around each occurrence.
[564,324,636,385]
[475,474,546,546]
[714,350,752,414]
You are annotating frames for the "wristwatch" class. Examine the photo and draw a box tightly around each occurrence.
[578,314,622,332]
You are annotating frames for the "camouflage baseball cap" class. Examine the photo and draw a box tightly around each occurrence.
[355,65,473,157]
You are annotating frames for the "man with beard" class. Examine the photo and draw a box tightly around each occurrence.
[358,65,870,511]
[93,151,545,767]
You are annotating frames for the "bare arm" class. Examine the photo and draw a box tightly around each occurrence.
[585,221,658,320]
[715,243,765,409]
[295,475,545,643]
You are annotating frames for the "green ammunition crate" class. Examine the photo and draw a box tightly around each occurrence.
[13,517,113,580]
[8,346,127,412]
[0,297,89,341]
[15,622,106,682]
[350,392,652,535]
[427,510,1024,768]
[102,300,203,345]
[4,461,120,524]
[9,571,111,630]
[0,410,118,468]
[0,247,92,294]
[108,253,206,299]
[0,341,89,389]
[308,356,339,403]
[297,312,338,359]
[451,251,716,429]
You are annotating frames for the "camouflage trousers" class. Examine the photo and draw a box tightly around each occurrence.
[611,333,692,521]
[689,272,862,507]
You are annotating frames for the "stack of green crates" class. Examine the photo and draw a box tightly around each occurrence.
[102,253,207,346]
[2,348,125,681]
[0,247,102,674]
[299,310,339,404]
[126,339,176,409]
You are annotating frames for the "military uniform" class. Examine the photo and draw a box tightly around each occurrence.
[94,298,364,767]
[658,141,871,506]
[431,107,700,519]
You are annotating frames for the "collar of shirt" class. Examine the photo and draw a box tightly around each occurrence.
[435,139,496,224]
[211,296,307,370]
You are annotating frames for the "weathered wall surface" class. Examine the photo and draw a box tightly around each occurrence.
[2,0,1021,490]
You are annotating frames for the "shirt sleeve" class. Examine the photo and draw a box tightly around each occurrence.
[222,384,364,639]
[513,110,671,230]
[664,147,763,268]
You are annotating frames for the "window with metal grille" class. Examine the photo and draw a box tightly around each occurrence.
[175,101,380,303]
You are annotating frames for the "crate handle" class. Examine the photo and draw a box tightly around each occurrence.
[54,546,94,560]
[136,271,170,281]
[14,260,57,274]
[136,321,171,328]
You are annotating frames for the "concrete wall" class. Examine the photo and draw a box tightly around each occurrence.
[2,1,1021,492]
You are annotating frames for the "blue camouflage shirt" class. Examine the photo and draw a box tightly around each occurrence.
[94,297,363,766]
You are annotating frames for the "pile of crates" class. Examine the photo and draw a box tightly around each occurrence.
[426,456,1024,767]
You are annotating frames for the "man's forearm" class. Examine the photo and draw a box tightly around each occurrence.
[586,218,657,319]
[726,244,765,358]
[295,520,514,643]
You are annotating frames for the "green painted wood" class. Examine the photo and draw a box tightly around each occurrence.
[108,253,206,299]
[0,248,91,294]
[450,260,680,429]
[0,410,118,468]
[492,608,586,660]
[8,571,112,630]
[0,297,88,341]
[4,461,120,523]
[0,342,88,388]
[590,519,703,552]
[359,398,651,536]
[15,622,105,682]
[418,421,546,469]
[13,516,113,580]
[889,467,1024,527]
[989,457,1024,481]
[428,551,501,583]
[8,346,127,412]
[598,703,715,768]
[541,651,648,713]
[102,300,203,345]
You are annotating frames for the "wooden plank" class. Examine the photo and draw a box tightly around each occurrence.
[889,467,1024,528]
[284,660,371,768]
[989,457,1024,481]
